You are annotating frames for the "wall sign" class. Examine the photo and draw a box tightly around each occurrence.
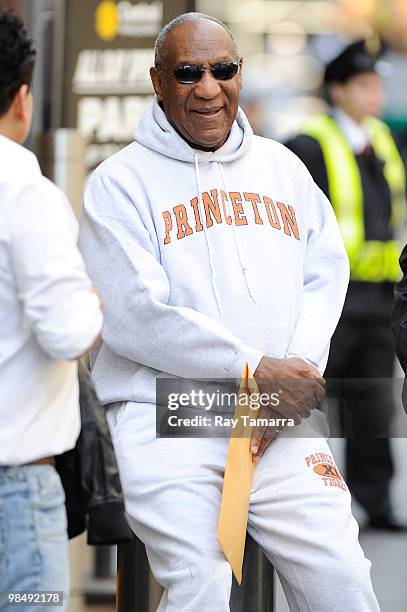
[62,0,192,171]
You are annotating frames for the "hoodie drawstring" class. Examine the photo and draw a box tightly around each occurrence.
[218,163,256,304]
[193,153,256,315]
[194,154,223,317]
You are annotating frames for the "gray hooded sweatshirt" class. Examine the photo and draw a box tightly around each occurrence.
[79,98,349,406]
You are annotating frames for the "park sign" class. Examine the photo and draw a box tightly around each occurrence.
[62,0,192,171]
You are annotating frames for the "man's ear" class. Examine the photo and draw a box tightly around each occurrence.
[12,84,30,121]
[150,66,163,102]
[238,61,243,91]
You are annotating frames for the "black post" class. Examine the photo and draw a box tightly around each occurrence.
[116,535,274,612]
[116,539,150,612]
[230,535,275,611]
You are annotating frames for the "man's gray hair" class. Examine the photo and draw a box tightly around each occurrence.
[154,12,239,73]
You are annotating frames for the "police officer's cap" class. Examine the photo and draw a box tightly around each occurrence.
[324,38,384,85]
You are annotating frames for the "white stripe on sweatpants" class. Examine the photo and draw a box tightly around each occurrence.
[107,403,380,612]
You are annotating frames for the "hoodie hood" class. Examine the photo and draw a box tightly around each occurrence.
[134,97,253,163]
[134,98,256,315]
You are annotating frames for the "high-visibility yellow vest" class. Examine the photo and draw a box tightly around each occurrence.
[302,114,406,282]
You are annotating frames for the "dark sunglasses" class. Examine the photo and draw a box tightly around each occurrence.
[174,59,243,84]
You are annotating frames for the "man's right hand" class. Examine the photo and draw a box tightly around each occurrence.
[253,356,326,425]
[250,356,326,461]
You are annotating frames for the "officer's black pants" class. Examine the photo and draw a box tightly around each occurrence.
[325,317,395,518]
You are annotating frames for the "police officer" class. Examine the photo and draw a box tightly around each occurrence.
[287,39,407,530]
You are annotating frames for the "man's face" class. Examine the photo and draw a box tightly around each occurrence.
[330,72,384,122]
[150,21,243,152]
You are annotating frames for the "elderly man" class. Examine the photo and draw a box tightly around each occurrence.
[80,13,380,612]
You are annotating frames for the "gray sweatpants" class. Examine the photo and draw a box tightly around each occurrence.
[107,403,380,612]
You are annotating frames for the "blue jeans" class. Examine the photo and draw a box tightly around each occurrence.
[0,465,69,611]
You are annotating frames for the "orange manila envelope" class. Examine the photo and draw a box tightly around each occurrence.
[217,362,260,584]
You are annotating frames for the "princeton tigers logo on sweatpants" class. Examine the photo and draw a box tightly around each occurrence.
[305,451,348,491]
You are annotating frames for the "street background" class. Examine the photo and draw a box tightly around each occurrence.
[1,1,406,610]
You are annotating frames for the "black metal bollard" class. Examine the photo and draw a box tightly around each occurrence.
[116,538,149,612]
[116,534,274,612]
[230,535,275,612]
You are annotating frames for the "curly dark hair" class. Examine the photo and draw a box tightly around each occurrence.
[0,8,36,117]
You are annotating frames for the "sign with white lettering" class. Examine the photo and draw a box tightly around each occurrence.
[62,0,193,171]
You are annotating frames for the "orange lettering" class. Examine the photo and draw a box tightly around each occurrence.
[229,192,247,226]
[277,202,300,240]
[190,197,203,232]
[263,196,281,230]
[202,189,222,227]
[244,192,263,225]
[220,190,232,225]
[173,204,193,240]
[162,211,173,245]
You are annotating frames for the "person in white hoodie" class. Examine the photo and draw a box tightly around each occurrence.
[0,9,102,610]
[80,13,380,612]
